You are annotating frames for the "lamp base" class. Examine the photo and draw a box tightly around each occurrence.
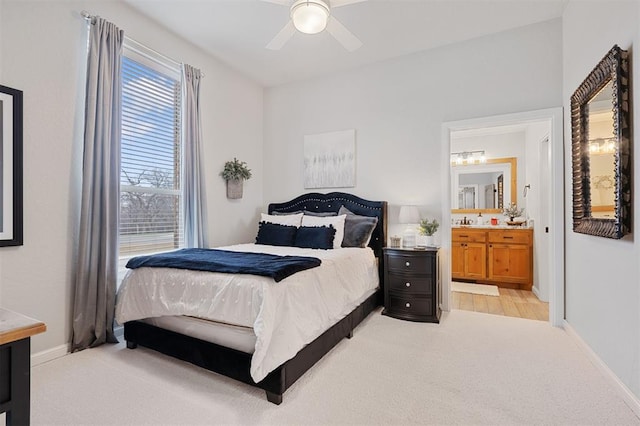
[402,229,417,248]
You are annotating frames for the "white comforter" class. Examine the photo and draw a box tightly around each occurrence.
[115,244,379,382]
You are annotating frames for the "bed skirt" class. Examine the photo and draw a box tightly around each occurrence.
[123,289,381,404]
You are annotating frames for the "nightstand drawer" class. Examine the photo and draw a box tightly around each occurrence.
[387,275,433,296]
[386,254,434,274]
[387,295,433,317]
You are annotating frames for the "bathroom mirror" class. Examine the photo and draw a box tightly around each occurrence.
[571,45,631,239]
[451,157,517,214]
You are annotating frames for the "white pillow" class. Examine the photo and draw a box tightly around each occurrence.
[301,214,347,249]
[261,212,303,227]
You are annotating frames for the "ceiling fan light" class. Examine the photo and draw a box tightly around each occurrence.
[291,0,330,35]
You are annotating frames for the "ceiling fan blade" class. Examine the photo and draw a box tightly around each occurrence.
[331,0,368,8]
[259,0,291,5]
[325,16,362,52]
[266,21,296,50]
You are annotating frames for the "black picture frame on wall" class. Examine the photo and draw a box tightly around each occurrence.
[0,85,23,246]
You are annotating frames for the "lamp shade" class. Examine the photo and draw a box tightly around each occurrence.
[398,205,420,224]
[291,0,330,34]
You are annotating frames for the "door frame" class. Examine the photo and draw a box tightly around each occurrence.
[440,107,564,326]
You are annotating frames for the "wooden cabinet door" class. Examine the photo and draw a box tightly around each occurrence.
[488,243,531,283]
[451,243,465,279]
[464,243,486,279]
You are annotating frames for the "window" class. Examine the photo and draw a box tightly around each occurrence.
[119,43,183,263]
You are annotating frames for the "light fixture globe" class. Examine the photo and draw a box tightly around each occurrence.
[291,0,330,35]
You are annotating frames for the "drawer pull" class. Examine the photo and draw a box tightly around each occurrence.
[503,236,514,239]
[405,261,410,267]
[459,235,469,238]
[405,282,411,287]
[405,302,411,308]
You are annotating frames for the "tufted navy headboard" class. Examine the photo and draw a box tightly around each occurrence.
[268,192,388,260]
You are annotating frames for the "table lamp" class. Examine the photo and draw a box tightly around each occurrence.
[399,205,420,248]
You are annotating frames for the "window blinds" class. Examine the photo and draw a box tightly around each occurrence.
[120,55,183,257]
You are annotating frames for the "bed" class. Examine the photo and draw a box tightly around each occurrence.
[118,192,387,404]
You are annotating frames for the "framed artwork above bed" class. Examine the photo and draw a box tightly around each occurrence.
[303,129,356,189]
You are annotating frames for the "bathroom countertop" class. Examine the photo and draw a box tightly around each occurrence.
[452,224,533,229]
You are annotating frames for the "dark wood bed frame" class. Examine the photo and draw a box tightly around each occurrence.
[124,192,387,404]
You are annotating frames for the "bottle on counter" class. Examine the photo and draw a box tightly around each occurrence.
[476,212,484,225]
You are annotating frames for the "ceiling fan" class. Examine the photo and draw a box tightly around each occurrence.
[262,0,367,51]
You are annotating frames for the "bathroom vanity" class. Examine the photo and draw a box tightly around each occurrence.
[451,226,533,290]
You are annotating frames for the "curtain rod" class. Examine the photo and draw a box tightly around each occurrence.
[80,10,206,77]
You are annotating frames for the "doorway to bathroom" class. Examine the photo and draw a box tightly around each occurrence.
[440,108,564,326]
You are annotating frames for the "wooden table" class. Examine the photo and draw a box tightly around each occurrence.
[0,309,46,426]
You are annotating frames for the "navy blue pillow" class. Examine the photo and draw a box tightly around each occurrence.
[294,226,336,250]
[255,222,297,247]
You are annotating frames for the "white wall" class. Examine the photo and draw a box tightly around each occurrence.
[264,19,562,242]
[563,0,640,399]
[0,0,3,83]
[0,0,263,353]
[524,121,551,300]
[0,0,3,307]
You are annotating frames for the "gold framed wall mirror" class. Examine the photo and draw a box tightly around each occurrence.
[571,45,631,239]
[451,157,517,214]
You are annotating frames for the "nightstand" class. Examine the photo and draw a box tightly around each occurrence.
[382,247,440,323]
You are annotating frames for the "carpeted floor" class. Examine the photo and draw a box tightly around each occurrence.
[15,309,640,425]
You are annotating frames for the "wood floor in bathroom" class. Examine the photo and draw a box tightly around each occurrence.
[451,288,549,321]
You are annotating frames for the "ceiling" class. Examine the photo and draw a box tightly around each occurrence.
[123,0,568,87]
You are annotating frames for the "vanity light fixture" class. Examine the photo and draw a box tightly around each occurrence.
[451,150,486,165]
[589,138,616,155]
[291,0,330,34]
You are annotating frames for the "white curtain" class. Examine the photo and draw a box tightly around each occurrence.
[182,64,209,248]
[71,17,123,351]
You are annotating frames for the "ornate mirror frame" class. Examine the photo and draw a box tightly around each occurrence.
[571,45,631,239]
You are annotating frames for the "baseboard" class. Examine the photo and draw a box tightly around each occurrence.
[31,343,69,367]
[563,320,640,419]
[530,286,550,304]
[532,286,540,299]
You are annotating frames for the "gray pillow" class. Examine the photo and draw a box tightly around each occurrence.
[338,206,378,248]
[272,210,337,217]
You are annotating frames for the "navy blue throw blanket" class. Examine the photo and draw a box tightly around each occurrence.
[126,248,322,282]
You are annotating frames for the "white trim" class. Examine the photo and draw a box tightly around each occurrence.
[31,344,69,367]
[531,285,541,300]
[123,38,181,81]
[563,321,640,419]
[440,125,452,312]
[441,107,565,327]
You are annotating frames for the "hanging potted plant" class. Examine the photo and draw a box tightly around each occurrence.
[220,157,252,199]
